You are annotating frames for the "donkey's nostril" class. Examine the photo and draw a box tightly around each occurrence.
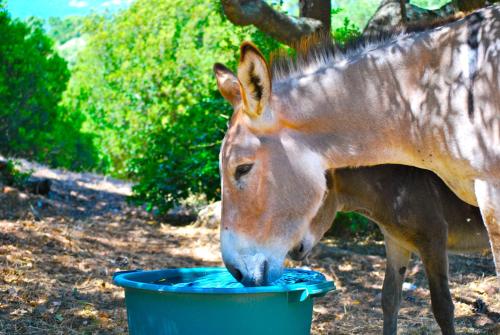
[233,268,243,282]
[262,260,269,282]
[227,263,243,282]
[288,242,309,261]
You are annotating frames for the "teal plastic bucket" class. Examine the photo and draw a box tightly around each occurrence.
[113,267,334,335]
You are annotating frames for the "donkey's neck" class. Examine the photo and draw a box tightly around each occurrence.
[273,25,459,171]
[333,167,390,223]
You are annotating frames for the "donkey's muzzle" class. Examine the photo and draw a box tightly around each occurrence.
[225,255,271,286]
[288,243,306,261]
[289,240,314,261]
[226,263,243,282]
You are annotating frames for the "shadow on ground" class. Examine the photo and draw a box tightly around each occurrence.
[0,163,498,334]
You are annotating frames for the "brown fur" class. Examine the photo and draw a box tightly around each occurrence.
[291,165,490,335]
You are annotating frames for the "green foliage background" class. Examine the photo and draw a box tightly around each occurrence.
[0,4,96,170]
[2,0,457,228]
[62,0,282,213]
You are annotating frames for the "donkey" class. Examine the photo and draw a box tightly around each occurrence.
[288,165,489,335]
[213,5,500,286]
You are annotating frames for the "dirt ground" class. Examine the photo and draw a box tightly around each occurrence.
[0,163,499,334]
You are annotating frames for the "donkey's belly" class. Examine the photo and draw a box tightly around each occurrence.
[436,173,477,206]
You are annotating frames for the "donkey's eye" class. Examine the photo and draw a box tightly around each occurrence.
[235,163,253,180]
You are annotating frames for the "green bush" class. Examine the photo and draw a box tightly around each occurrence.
[127,32,282,213]
[0,8,97,170]
[0,160,31,188]
[332,9,362,43]
[331,211,373,237]
[64,0,280,212]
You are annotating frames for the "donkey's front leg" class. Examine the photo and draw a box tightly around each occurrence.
[420,243,455,335]
[382,236,411,335]
[475,180,500,277]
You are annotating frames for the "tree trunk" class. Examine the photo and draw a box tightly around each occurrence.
[364,0,493,38]
[299,0,331,35]
[363,0,491,38]
[399,0,408,23]
[454,0,487,12]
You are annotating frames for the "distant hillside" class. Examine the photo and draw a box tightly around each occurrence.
[7,0,130,66]
[6,0,132,20]
[46,16,91,66]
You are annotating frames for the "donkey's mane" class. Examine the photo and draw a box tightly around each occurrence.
[270,12,467,82]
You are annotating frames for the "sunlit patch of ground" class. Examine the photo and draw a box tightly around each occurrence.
[0,164,498,334]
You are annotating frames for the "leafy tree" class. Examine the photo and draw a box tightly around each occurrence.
[64,0,280,211]
[0,8,97,170]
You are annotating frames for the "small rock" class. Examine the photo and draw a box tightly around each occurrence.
[34,304,47,315]
[195,201,221,229]
[402,282,417,292]
[114,256,129,267]
[404,295,416,303]
[473,298,488,314]
[3,186,18,194]
[475,315,495,327]
[72,288,81,299]
[25,178,51,196]
[18,192,29,200]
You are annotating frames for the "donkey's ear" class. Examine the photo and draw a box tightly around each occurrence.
[237,42,271,118]
[213,63,241,107]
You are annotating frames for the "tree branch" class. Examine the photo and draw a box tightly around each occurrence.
[453,0,488,12]
[220,0,324,47]
[363,0,407,37]
[363,0,450,37]
[364,0,490,38]
[399,0,408,23]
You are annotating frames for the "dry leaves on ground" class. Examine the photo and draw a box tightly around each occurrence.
[0,162,498,334]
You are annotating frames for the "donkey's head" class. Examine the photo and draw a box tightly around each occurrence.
[288,170,340,261]
[214,43,329,285]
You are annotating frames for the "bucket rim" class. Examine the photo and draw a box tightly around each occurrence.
[113,267,334,296]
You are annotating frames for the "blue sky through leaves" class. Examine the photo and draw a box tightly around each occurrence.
[7,0,133,19]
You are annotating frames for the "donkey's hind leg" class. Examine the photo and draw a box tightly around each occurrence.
[420,241,455,335]
[475,179,500,277]
[382,235,411,335]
